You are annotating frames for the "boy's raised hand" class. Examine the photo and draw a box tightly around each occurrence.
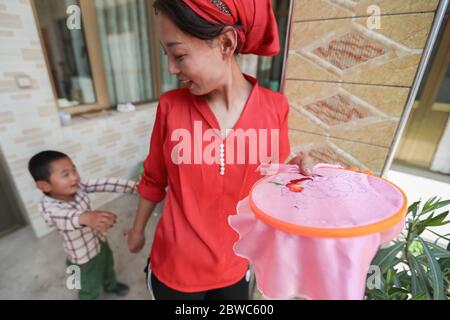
[80,211,117,232]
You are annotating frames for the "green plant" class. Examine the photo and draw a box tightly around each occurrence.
[366,197,450,300]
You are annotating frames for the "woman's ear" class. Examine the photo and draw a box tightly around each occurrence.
[219,26,238,58]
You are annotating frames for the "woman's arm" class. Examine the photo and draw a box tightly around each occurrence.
[126,196,158,253]
[126,102,168,253]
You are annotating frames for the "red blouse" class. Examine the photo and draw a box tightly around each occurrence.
[138,74,290,292]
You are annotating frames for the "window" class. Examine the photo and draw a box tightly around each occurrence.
[32,0,291,115]
[33,0,97,111]
[256,0,292,92]
[33,0,166,115]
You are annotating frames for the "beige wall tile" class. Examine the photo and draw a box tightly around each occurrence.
[329,118,399,147]
[0,12,23,28]
[0,80,16,93]
[81,156,107,171]
[294,0,439,22]
[287,13,434,86]
[0,30,14,37]
[285,80,404,146]
[98,132,122,146]
[285,80,408,117]
[21,48,43,61]
[288,129,388,175]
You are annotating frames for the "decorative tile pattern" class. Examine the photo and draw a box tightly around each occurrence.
[293,0,439,22]
[312,32,387,70]
[303,92,376,127]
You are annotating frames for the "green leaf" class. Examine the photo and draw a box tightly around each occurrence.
[426,211,450,227]
[423,242,450,259]
[366,289,387,300]
[409,255,432,300]
[411,293,427,300]
[409,260,423,297]
[420,199,450,216]
[419,197,438,216]
[419,238,446,300]
[372,242,405,272]
[408,201,420,218]
[386,268,396,285]
[387,287,409,300]
[414,211,450,236]
[427,229,450,242]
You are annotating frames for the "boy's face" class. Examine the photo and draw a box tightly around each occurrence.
[36,157,80,200]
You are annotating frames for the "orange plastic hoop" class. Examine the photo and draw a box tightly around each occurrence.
[248,167,408,238]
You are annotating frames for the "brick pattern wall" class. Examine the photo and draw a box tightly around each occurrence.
[0,0,156,237]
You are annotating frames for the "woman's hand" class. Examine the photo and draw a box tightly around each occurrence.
[288,152,311,176]
[124,228,146,253]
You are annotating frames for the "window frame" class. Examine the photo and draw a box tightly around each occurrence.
[31,0,162,116]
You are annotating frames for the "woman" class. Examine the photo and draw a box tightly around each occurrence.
[126,0,309,300]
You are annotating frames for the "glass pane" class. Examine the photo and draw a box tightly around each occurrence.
[436,64,450,103]
[256,0,291,92]
[415,12,448,102]
[34,0,96,108]
[95,0,154,106]
[159,47,179,93]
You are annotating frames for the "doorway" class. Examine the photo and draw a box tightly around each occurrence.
[395,9,450,173]
[0,148,26,238]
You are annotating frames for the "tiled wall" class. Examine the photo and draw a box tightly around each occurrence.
[0,0,156,237]
[285,0,440,175]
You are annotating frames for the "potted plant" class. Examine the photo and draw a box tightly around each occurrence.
[366,197,450,300]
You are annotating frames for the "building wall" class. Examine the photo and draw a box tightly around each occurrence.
[1,0,442,237]
[0,0,156,237]
[285,0,440,175]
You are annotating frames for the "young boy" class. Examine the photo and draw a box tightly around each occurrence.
[28,150,138,300]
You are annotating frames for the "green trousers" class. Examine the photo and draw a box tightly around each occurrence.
[66,241,118,300]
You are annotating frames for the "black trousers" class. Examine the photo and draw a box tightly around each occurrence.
[145,259,249,300]
[151,273,249,300]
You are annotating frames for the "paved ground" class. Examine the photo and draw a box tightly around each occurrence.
[0,194,262,300]
[0,194,161,300]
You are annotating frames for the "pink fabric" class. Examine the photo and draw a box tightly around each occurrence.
[256,163,299,176]
[251,166,404,228]
[228,163,406,300]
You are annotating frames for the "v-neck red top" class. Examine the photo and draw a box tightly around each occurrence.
[138,74,290,292]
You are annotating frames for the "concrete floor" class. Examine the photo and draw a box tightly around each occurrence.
[0,194,162,300]
[0,194,262,300]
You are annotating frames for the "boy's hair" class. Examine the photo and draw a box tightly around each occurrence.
[28,150,69,182]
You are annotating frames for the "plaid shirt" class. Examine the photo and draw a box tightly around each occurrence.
[39,178,138,264]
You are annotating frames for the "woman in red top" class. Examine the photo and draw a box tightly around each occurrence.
[126,0,309,300]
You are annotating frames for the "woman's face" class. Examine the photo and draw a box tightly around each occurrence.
[157,13,230,96]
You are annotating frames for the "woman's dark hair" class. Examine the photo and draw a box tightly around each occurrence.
[153,0,241,53]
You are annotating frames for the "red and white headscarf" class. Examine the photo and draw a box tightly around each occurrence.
[181,0,281,56]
